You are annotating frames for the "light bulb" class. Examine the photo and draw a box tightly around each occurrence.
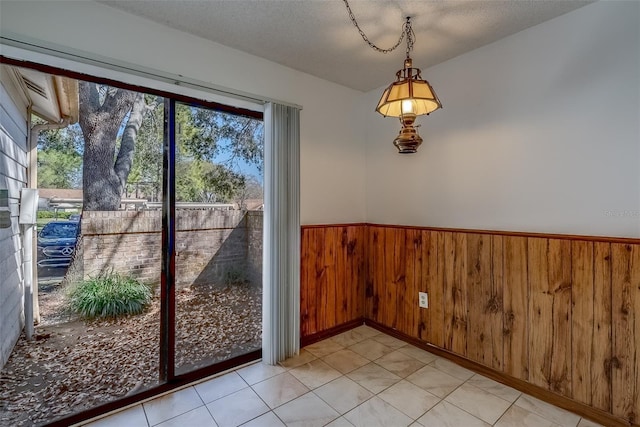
[401,99,415,115]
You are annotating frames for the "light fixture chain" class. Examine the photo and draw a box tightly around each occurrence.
[343,0,405,54]
[405,18,415,59]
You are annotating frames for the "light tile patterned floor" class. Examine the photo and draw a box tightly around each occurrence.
[82,326,602,427]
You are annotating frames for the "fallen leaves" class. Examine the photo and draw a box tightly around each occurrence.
[0,283,261,426]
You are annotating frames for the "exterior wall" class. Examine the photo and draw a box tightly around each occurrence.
[0,69,28,368]
[81,210,262,287]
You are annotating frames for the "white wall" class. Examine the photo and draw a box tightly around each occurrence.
[0,69,28,368]
[0,0,367,225]
[2,1,637,237]
[365,1,640,238]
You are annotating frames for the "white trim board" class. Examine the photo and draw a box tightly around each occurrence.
[0,34,299,112]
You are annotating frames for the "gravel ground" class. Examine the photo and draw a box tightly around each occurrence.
[0,283,261,426]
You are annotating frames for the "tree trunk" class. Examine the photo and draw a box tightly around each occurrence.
[115,93,146,191]
[78,83,148,210]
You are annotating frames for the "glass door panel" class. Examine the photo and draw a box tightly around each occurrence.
[173,102,263,374]
[0,68,163,425]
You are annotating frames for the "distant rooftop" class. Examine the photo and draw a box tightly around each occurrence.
[38,188,83,200]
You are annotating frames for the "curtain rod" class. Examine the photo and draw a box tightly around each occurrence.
[0,34,303,110]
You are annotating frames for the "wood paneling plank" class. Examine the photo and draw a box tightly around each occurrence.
[427,231,445,346]
[383,228,396,328]
[316,228,327,333]
[414,230,427,340]
[548,239,572,396]
[444,233,468,355]
[402,229,418,337]
[300,228,310,337]
[393,228,406,330]
[335,227,348,326]
[358,226,366,318]
[491,235,504,371]
[325,228,338,329]
[347,226,363,320]
[467,233,492,366]
[571,240,594,404]
[307,228,318,335]
[592,242,612,412]
[529,237,551,390]
[369,227,384,323]
[365,226,374,320]
[454,233,468,356]
[611,243,640,425]
[529,238,572,395]
[503,236,529,381]
[443,232,456,352]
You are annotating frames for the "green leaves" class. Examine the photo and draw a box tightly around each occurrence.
[38,149,82,188]
[125,101,264,204]
[67,272,152,319]
[179,105,264,172]
[37,125,83,189]
[176,160,246,203]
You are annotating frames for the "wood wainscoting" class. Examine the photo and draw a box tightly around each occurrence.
[300,224,640,427]
[300,225,366,339]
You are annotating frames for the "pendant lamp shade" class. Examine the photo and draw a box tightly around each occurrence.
[343,7,442,153]
[376,58,442,118]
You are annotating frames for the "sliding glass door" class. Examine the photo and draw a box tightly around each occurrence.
[0,59,263,426]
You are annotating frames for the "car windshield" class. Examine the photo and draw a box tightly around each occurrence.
[40,222,78,239]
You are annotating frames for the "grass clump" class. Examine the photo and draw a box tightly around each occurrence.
[68,272,152,318]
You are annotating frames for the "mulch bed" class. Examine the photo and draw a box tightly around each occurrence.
[0,283,261,426]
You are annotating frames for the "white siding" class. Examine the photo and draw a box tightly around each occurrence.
[0,76,28,368]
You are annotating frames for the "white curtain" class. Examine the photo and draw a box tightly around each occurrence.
[262,102,301,364]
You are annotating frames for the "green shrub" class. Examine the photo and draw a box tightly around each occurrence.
[37,210,76,219]
[68,272,152,318]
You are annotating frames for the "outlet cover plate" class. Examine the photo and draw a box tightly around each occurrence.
[419,292,428,308]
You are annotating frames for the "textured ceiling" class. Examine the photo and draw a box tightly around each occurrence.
[100,0,593,92]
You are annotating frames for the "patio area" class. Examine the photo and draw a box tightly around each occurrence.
[0,283,261,426]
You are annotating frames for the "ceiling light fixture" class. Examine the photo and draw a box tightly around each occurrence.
[344,1,442,153]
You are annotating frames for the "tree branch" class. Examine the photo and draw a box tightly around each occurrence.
[114,93,147,189]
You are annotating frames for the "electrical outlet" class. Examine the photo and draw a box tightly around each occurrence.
[419,292,428,308]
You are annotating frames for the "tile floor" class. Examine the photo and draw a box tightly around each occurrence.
[82,326,602,427]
